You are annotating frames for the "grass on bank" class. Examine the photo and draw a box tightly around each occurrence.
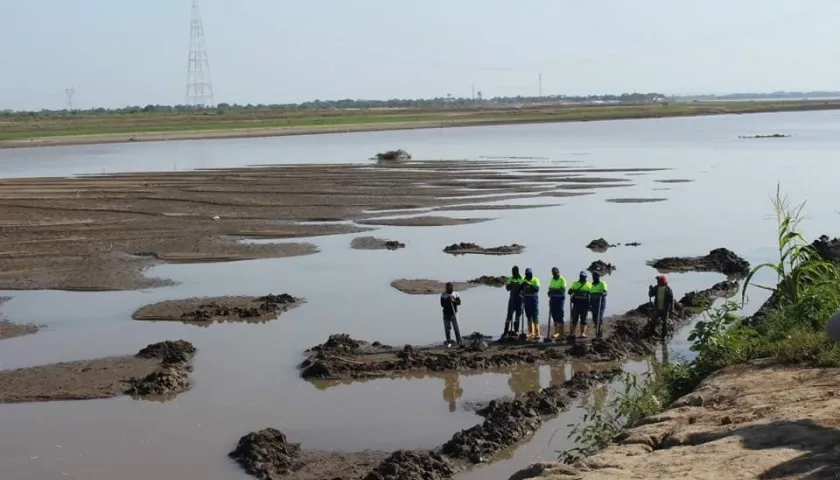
[2,100,839,141]
[560,184,840,462]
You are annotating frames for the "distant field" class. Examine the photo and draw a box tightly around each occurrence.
[2,100,839,148]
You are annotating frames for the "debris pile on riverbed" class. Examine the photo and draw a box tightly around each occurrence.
[363,450,456,480]
[351,236,406,251]
[443,242,524,255]
[467,275,507,287]
[649,248,750,277]
[132,294,302,324]
[127,340,197,398]
[229,428,304,479]
[586,238,615,252]
[372,149,412,162]
[587,260,615,275]
[136,339,197,364]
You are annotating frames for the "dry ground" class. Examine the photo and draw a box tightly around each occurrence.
[512,360,840,480]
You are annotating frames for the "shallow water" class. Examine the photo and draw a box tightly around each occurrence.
[1,111,838,479]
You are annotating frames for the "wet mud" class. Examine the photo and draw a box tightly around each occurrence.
[655,179,694,183]
[649,247,751,277]
[587,260,615,275]
[0,340,196,403]
[585,238,641,253]
[355,216,492,227]
[466,275,508,287]
[298,280,737,381]
[390,277,506,295]
[132,294,301,324]
[434,203,563,212]
[233,370,618,480]
[229,428,387,480]
[0,296,39,340]
[443,242,524,256]
[350,236,406,251]
[605,197,667,204]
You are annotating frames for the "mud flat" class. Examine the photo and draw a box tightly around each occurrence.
[0,340,196,403]
[655,178,694,183]
[605,197,667,204]
[297,280,738,381]
[356,216,492,227]
[585,238,641,253]
[391,276,508,294]
[350,236,406,250]
[232,370,619,480]
[434,203,563,212]
[511,361,840,480]
[0,296,39,340]
[443,242,524,256]
[649,247,751,277]
[132,294,301,324]
[0,160,586,291]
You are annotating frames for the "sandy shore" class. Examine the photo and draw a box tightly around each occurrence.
[0,160,645,291]
[512,361,840,480]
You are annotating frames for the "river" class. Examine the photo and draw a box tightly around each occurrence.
[0,110,838,479]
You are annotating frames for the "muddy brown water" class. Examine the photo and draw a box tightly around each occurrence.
[2,111,840,479]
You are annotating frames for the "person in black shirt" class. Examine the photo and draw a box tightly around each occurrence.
[440,282,463,347]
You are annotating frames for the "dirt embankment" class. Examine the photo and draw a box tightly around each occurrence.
[511,361,840,480]
[0,296,39,341]
[132,293,301,324]
[649,248,751,277]
[443,242,525,256]
[0,161,623,291]
[0,340,196,403]
[390,276,507,294]
[297,280,737,382]
[350,236,406,250]
[231,369,619,480]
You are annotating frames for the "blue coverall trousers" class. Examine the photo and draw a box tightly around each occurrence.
[571,300,589,326]
[590,296,606,329]
[523,295,539,324]
[549,296,565,326]
[506,295,523,330]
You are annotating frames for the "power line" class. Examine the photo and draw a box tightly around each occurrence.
[185,0,214,107]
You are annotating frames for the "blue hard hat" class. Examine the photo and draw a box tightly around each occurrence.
[524,268,533,275]
[579,270,588,277]
[551,266,559,273]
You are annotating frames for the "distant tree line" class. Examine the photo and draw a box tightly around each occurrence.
[0,92,665,117]
[671,91,840,101]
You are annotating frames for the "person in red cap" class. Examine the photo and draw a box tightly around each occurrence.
[648,275,674,339]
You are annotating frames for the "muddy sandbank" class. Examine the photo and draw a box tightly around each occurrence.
[443,242,524,256]
[512,361,837,480]
[587,260,615,275]
[605,197,667,204]
[0,340,196,403]
[649,247,751,277]
[229,428,387,480]
[654,179,694,183]
[350,236,406,251]
[585,238,641,253]
[391,276,508,294]
[297,281,737,381]
[133,294,302,324]
[356,216,492,227]
[434,203,563,212]
[0,160,585,291]
[0,297,39,340]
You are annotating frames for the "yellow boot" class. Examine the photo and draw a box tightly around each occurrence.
[553,324,563,339]
[534,324,541,339]
[528,323,536,339]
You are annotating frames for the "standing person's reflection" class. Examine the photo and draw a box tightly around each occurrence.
[507,364,541,396]
[442,374,464,412]
[660,340,670,366]
[549,364,568,388]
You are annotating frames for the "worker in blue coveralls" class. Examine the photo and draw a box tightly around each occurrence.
[568,271,592,339]
[589,271,608,339]
[547,267,567,339]
[521,268,541,339]
[504,266,525,335]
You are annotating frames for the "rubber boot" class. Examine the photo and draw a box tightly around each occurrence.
[534,324,541,339]
[527,323,536,339]
[553,324,563,339]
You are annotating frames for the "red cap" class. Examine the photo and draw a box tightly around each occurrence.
[657,274,668,284]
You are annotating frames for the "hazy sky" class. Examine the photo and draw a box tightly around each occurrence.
[2,0,839,110]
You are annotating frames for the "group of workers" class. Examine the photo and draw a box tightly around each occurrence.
[503,266,607,341]
[440,265,676,347]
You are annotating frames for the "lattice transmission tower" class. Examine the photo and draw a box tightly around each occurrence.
[185,0,214,107]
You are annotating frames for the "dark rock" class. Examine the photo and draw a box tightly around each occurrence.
[812,235,840,262]
[373,149,412,162]
[229,428,304,480]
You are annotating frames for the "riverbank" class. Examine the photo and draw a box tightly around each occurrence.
[2,100,837,149]
[511,361,840,480]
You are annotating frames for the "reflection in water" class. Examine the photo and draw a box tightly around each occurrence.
[507,364,541,396]
[660,340,670,366]
[442,374,464,412]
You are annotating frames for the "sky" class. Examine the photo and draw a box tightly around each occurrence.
[1,0,839,110]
